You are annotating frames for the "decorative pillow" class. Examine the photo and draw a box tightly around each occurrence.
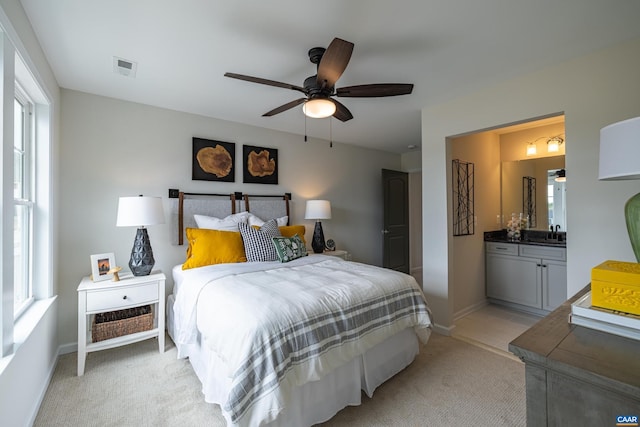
[194,212,250,231]
[279,225,306,245]
[247,213,289,227]
[182,228,247,270]
[272,234,308,263]
[239,219,282,262]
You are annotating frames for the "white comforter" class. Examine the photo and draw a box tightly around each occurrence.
[173,255,432,426]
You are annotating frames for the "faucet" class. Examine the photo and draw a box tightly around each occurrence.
[549,224,561,240]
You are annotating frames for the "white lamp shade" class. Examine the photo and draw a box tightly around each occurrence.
[599,116,640,180]
[305,200,332,220]
[302,99,336,119]
[116,196,165,227]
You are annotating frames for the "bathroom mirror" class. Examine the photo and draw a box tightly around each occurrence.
[501,155,566,231]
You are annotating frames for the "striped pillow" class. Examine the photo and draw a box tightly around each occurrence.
[238,219,281,262]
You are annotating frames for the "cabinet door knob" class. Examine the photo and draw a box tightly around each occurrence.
[122,295,127,300]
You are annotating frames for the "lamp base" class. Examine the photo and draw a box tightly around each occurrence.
[311,221,326,254]
[625,192,640,263]
[129,227,155,276]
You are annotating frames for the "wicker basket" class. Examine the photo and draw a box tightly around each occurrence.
[92,305,154,342]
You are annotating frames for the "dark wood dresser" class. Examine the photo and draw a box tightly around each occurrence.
[509,285,640,426]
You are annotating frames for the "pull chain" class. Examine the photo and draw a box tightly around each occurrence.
[304,112,307,142]
[329,117,333,147]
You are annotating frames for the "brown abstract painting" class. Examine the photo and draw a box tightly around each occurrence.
[192,137,235,182]
[243,145,278,184]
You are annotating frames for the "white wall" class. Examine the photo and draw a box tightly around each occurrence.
[449,132,501,316]
[422,37,640,331]
[0,1,61,425]
[58,89,401,347]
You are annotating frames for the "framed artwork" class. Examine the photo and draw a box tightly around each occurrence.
[90,252,116,282]
[243,144,278,184]
[192,137,235,182]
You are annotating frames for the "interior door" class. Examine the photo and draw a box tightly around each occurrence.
[382,169,410,273]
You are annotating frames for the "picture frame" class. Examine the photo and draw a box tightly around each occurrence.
[192,137,236,182]
[90,253,116,282]
[243,144,278,184]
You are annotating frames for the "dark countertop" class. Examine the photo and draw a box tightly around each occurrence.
[484,229,566,248]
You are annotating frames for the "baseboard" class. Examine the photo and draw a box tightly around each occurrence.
[28,345,62,426]
[453,299,489,321]
[431,323,454,336]
[58,342,77,355]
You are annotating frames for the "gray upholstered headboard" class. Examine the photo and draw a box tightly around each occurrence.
[168,189,291,245]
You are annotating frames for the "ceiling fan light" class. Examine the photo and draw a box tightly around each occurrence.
[303,99,336,118]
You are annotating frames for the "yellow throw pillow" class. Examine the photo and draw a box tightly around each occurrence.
[183,228,247,270]
[279,225,306,245]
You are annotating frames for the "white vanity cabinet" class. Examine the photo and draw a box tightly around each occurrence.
[485,242,567,314]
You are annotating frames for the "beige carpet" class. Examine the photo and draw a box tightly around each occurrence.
[35,333,525,426]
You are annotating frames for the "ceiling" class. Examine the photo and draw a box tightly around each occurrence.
[18,0,640,153]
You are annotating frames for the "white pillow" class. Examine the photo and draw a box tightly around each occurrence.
[194,212,250,231]
[247,213,288,227]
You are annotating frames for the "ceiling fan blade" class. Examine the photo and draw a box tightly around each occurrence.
[331,99,353,122]
[336,83,414,98]
[224,73,306,94]
[317,38,354,89]
[262,98,307,117]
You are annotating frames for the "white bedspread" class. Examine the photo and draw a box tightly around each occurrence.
[173,255,432,426]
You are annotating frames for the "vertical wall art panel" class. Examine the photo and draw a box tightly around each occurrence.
[523,176,536,228]
[243,144,278,184]
[192,137,235,182]
[452,159,474,236]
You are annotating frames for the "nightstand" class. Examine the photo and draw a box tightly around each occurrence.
[77,271,166,376]
[321,249,350,260]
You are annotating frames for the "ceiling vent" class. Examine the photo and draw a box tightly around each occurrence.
[113,56,137,78]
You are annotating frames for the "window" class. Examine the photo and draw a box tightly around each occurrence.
[13,87,34,318]
[0,27,52,357]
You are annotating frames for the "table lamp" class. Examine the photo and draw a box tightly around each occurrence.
[305,200,332,253]
[599,116,640,262]
[116,195,165,276]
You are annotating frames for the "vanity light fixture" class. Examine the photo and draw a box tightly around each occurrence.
[526,142,537,156]
[547,136,564,153]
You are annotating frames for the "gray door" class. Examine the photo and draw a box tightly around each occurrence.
[382,169,409,273]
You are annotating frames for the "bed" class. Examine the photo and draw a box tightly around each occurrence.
[166,190,432,426]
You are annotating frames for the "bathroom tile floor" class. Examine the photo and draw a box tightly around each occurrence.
[452,304,541,359]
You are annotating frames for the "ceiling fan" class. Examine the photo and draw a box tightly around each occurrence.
[224,37,414,122]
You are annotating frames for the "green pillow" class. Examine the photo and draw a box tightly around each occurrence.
[272,234,307,263]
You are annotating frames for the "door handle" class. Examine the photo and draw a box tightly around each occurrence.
[381,230,389,234]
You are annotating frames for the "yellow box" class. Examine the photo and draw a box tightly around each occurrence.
[591,260,640,315]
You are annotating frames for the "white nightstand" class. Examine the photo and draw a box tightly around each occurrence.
[77,271,166,376]
[316,249,350,260]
